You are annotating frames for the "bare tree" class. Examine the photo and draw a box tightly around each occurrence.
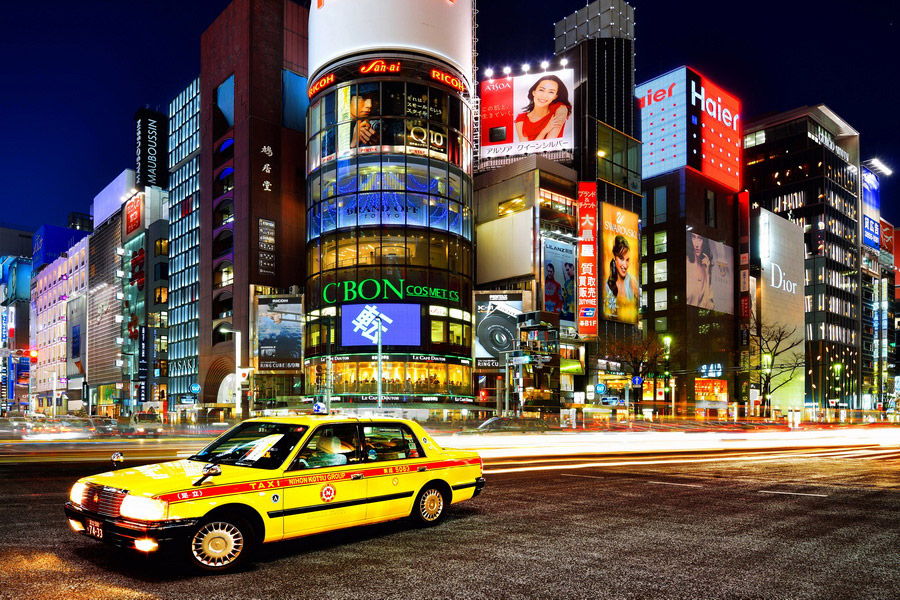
[752,314,804,418]
[603,334,673,405]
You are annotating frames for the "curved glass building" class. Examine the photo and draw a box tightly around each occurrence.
[304,53,475,408]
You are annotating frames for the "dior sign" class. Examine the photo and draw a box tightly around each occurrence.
[770,263,798,294]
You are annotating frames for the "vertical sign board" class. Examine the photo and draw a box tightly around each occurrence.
[576,183,598,334]
[134,108,169,189]
[861,167,881,249]
[600,203,640,324]
[880,220,894,255]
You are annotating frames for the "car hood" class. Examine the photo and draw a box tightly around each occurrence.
[79,459,268,498]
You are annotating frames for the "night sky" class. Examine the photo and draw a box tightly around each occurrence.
[1,0,897,233]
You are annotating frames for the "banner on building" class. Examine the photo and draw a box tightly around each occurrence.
[541,238,576,330]
[600,202,640,324]
[576,183,598,334]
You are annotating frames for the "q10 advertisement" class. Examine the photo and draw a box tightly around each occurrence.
[341,303,421,347]
[480,69,576,159]
[600,203,640,324]
[637,66,742,191]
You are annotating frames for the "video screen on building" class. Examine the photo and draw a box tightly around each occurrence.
[256,296,304,369]
[480,69,575,159]
[600,203,640,324]
[474,292,523,369]
[685,232,734,314]
[637,68,688,180]
[541,238,576,329]
[341,303,421,346]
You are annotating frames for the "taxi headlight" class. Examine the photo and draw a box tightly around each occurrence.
[69,481,87,505]
[119,495,169,521]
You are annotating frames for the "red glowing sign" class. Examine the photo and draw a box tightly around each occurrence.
[308,73,335,98]
[430,68,465,93]
[690,70,742,191]
[124,196,142,237]
[880,219,894,255]
[576,182,598,335]
[359,59,402,74]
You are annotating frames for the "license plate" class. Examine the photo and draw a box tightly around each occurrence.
[86,519,103,540]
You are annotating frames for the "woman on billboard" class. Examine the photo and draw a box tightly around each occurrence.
[687,232,714,309]
[514,75,572,142]
[605,235,639,320]
[544,262,563,313]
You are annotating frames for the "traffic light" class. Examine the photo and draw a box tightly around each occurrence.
[29,350,38,364]
[479,389,488,401]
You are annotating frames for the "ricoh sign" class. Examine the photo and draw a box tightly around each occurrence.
[637,66,742,191]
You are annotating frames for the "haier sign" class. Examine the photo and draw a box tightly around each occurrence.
[637,67,742,191]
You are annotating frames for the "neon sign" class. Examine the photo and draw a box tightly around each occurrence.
[359,59,401,74]
[430,68,465,93]
[308,73,335,98]
[323,278,460,304]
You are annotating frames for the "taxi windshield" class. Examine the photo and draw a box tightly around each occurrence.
[188,422,308,470]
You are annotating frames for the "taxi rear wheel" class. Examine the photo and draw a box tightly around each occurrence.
[411,485,447,526]
[187,517,254,572]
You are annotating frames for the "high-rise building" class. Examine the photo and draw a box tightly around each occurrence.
[302,0,477,413]
[744,105,862,414]
[0,255,32,413]
[198,0,310,417]
[638,66,743,417]
[167,78,201,415]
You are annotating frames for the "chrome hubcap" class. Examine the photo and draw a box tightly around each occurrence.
[420,489,444,521]
[192,522,244,567]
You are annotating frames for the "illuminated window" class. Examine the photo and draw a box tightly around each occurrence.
[654,231,667,254]
[654,288,667,311]
[498,197,526,216]
[653,259,667,283]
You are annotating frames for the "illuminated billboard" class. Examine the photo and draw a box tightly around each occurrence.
[542,238,576,329]
[686,232,734,314]
[256,296,303,370]
[480,69,575,159]
[600,203,640,324]
[576,183,598,334]
[862,167,881,249]
[637,67,742,191]
[341,303,421,346]
[309,0,474,91]
[474,292,522,369]
[881,220,894,254]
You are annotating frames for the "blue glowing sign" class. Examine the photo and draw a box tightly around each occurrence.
[637,68,688,179]
[863,215,881,249]
[341,303,421,346]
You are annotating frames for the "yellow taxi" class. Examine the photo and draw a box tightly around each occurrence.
[64,416,485,572]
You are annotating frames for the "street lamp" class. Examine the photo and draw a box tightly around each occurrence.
[832,362,843,420]
[762,353,772,419]
[219,324,242,421]
[376,316,383,410]
[663,336,673,418]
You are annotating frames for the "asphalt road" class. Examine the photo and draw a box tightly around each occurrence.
[1,447,898,600]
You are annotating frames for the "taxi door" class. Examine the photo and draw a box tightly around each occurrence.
[361,423,431,521]
[279,424,368,538]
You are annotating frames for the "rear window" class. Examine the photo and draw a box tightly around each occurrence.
[134,414,162,423]
[362,424,424,462]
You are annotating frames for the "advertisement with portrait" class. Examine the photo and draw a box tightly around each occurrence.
[541,238,576,329]
[66,295,87,379]
[475,292,523,369]
[256,296,304,370]
[480,69,575,159]
[685,232,734,314]
[600,203,640,324]
[340,303,421,347]
[309,0,474,92]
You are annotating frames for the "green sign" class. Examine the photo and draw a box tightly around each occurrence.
[323,278,460,304]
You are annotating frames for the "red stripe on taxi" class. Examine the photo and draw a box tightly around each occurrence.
[156,457,481,504]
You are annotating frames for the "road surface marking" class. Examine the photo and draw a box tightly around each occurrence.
[758,490,828,497]
[646,481,704,488]
[560,473,606,480]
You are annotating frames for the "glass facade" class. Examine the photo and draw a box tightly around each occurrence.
[167,79,201,405]
[305,55,475,405]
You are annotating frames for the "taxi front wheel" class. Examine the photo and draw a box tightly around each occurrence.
[187,516,255,573]
[411,485,447,526]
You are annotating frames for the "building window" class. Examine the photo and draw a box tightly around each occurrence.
[498,197,527,216]
[653,259,667,283]
[653,231,667,254]
[155,287,168,304]
[653,187,666,224]
[705,190,717,228]
[154,263,169,280]
[155,239,169,256]
[654,317,668,332]
[654,288,667,311]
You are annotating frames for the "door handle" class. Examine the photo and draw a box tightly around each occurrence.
[351,473,364,480]
[417,466,427,472]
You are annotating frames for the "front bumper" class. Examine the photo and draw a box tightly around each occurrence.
[64,503,198,551]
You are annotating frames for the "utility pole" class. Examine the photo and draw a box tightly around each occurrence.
[376,316,383,410]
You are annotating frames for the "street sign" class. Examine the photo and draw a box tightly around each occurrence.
[595,383,608,394]
[510,356,531,365]
[189,383,201,394]
[631,376,643,386]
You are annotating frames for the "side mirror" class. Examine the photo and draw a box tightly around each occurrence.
[193,463,222,487]
[111,452,124,470]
